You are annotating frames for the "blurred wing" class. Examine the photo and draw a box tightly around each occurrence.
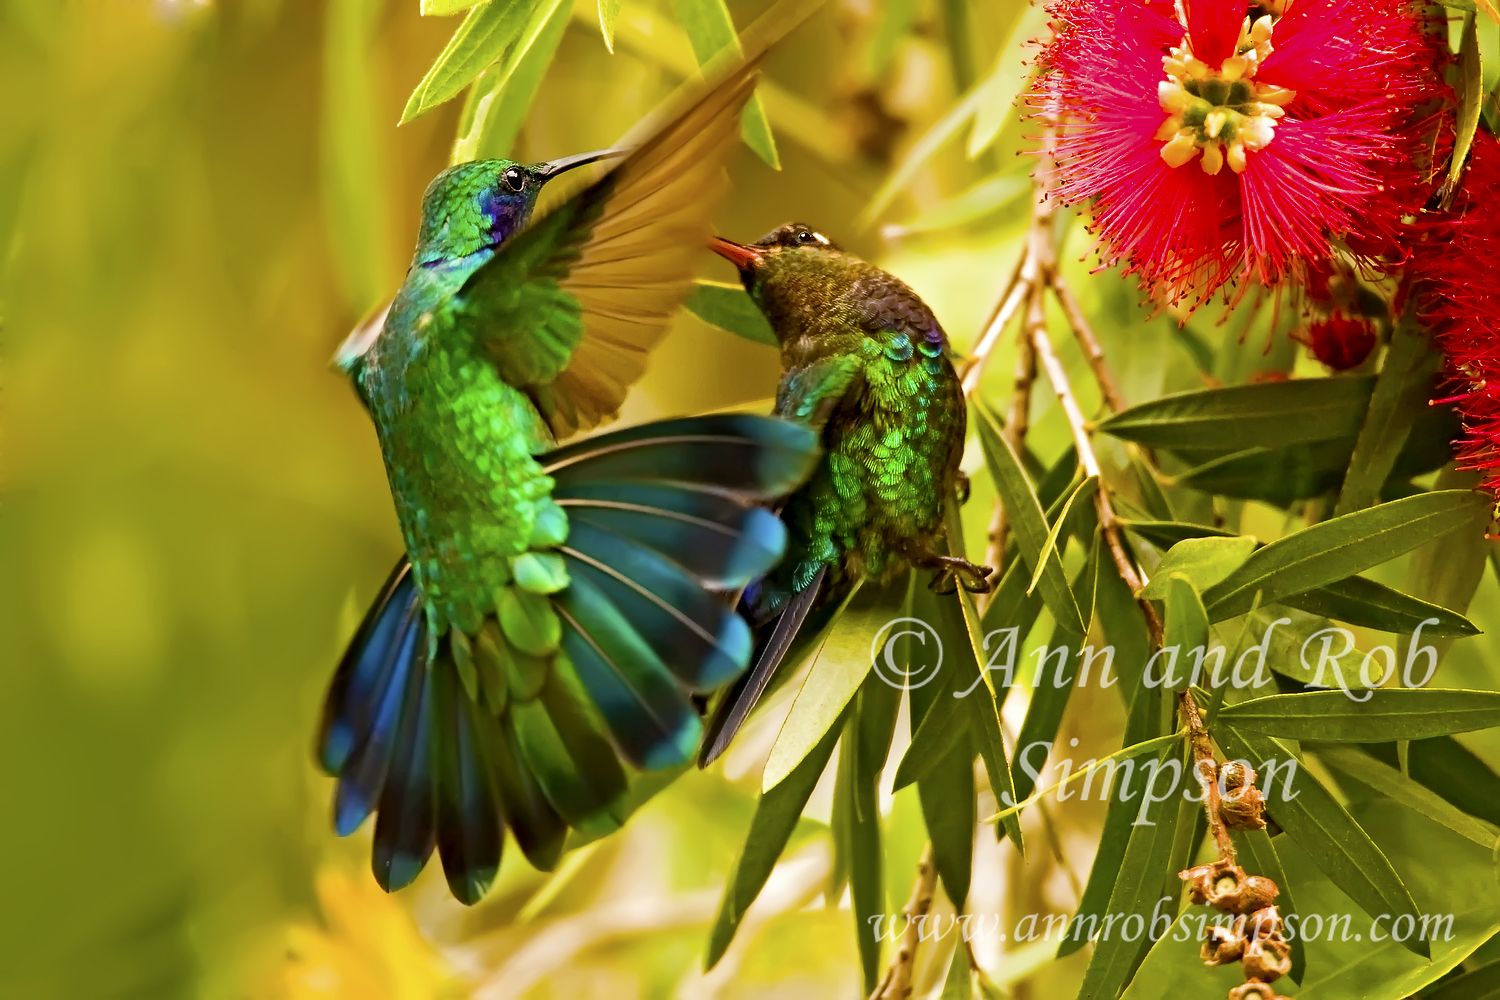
[461,0,822,438]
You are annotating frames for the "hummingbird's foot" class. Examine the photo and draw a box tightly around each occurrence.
[924,554,994,595]
[955,471,972,505]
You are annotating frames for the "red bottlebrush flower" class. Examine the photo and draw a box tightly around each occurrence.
[1300,314,1378,370]
[1410,130,1500,501]
[1033,0,1442,307]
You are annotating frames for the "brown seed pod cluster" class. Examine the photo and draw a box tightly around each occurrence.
[1180,775,1291,1000]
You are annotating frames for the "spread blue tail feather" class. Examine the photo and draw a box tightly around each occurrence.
[544,414,819,499]
[511,669,629,836]
[560,519,751,690]
[490,722,567,871]
[371,657,437,892]
[555,481,786,588]
[553,572,700,770]
[318,562,419,775]
[431,663,503,905]
[320,414,819,902]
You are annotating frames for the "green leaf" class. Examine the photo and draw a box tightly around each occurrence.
[1160,575,1209,697]
[1123,519,1477,636]
[908,589,975,905]
[863,0,920,76]
[1057,692,1177,958]
[975,406,1084,636]
[671,0,779,168]
[886,173,1029,238]
[844,676,900,994]
[1026,475,1097,597]
[1423,959,1500,999]
[706,714,843,968]
[1121,518,1236,550]
[1318,745,1500,848]
[597,0,622,52]
[1335,317,1440,514]
[1280,574,1478,638]
[1176,442,1359,504]
[1215,725,1428,952]
[964,4,1045,158]
[1099,376,1377,452]
[761,583,875,792]
[401,0,530,124]
[858,81,988,227]
[1139,536,1256,600]
[940,941,975,1000]
[1236,829,1306,983]
[1201,491,1490,621]
[1220,690,1500,743]
[936,568,1023,849]
[1009,591,1092,803]
[1441,11,1484,206]
[1363,736,1500,827]
[421,0,487,14]
[450,0,571,161]
[683,279,776,346]
[1075,744,1185,1000]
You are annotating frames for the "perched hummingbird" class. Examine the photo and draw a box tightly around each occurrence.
[699,223,992,765]
[318,4,822,905]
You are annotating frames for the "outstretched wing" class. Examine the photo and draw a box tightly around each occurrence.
[461,0,822,439]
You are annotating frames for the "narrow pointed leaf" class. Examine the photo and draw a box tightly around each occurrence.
[1440,11,1483,205]
[1075,744,1185,1000]
[449,0,570,161]
[1201,491,1489,621]
[1139,536,1255,599]
[684,279,777,346]
[706,716,843,968]
[975,406,1084,635]
[1026,475,1096,597]
[421,0,487,14]
[402,0,530,124]
[761,583,874,792]
[597,0,622,51]
[1335,316,1440,514]
[1280,575,1478,638]
[672,0,779,167]
[1099,376,1378,452]
[1319,745,1500,848]
[1220,689,1500,742]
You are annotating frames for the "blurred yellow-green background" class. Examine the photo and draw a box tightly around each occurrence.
[0,2,1017,995]
[7,1,1500,998]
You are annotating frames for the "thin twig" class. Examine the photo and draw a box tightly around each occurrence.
[1053,274,1126,413]
[869,843,938,1000]
[960,250,1032,397]
[1020,144,1230,882]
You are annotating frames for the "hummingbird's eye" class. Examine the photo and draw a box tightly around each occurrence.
[795,229,818,245]
[502,167,527,192]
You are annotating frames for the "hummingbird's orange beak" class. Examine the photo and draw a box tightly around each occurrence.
[709,236,763,270]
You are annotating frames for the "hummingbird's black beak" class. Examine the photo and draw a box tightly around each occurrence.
[709,236,764,270]
[535,147,628,179]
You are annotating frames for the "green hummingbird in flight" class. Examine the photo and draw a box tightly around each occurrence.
[318,3,822,905]
[699,223,992,765]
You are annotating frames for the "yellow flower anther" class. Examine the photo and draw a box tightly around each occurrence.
[1155,8,1295,176]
